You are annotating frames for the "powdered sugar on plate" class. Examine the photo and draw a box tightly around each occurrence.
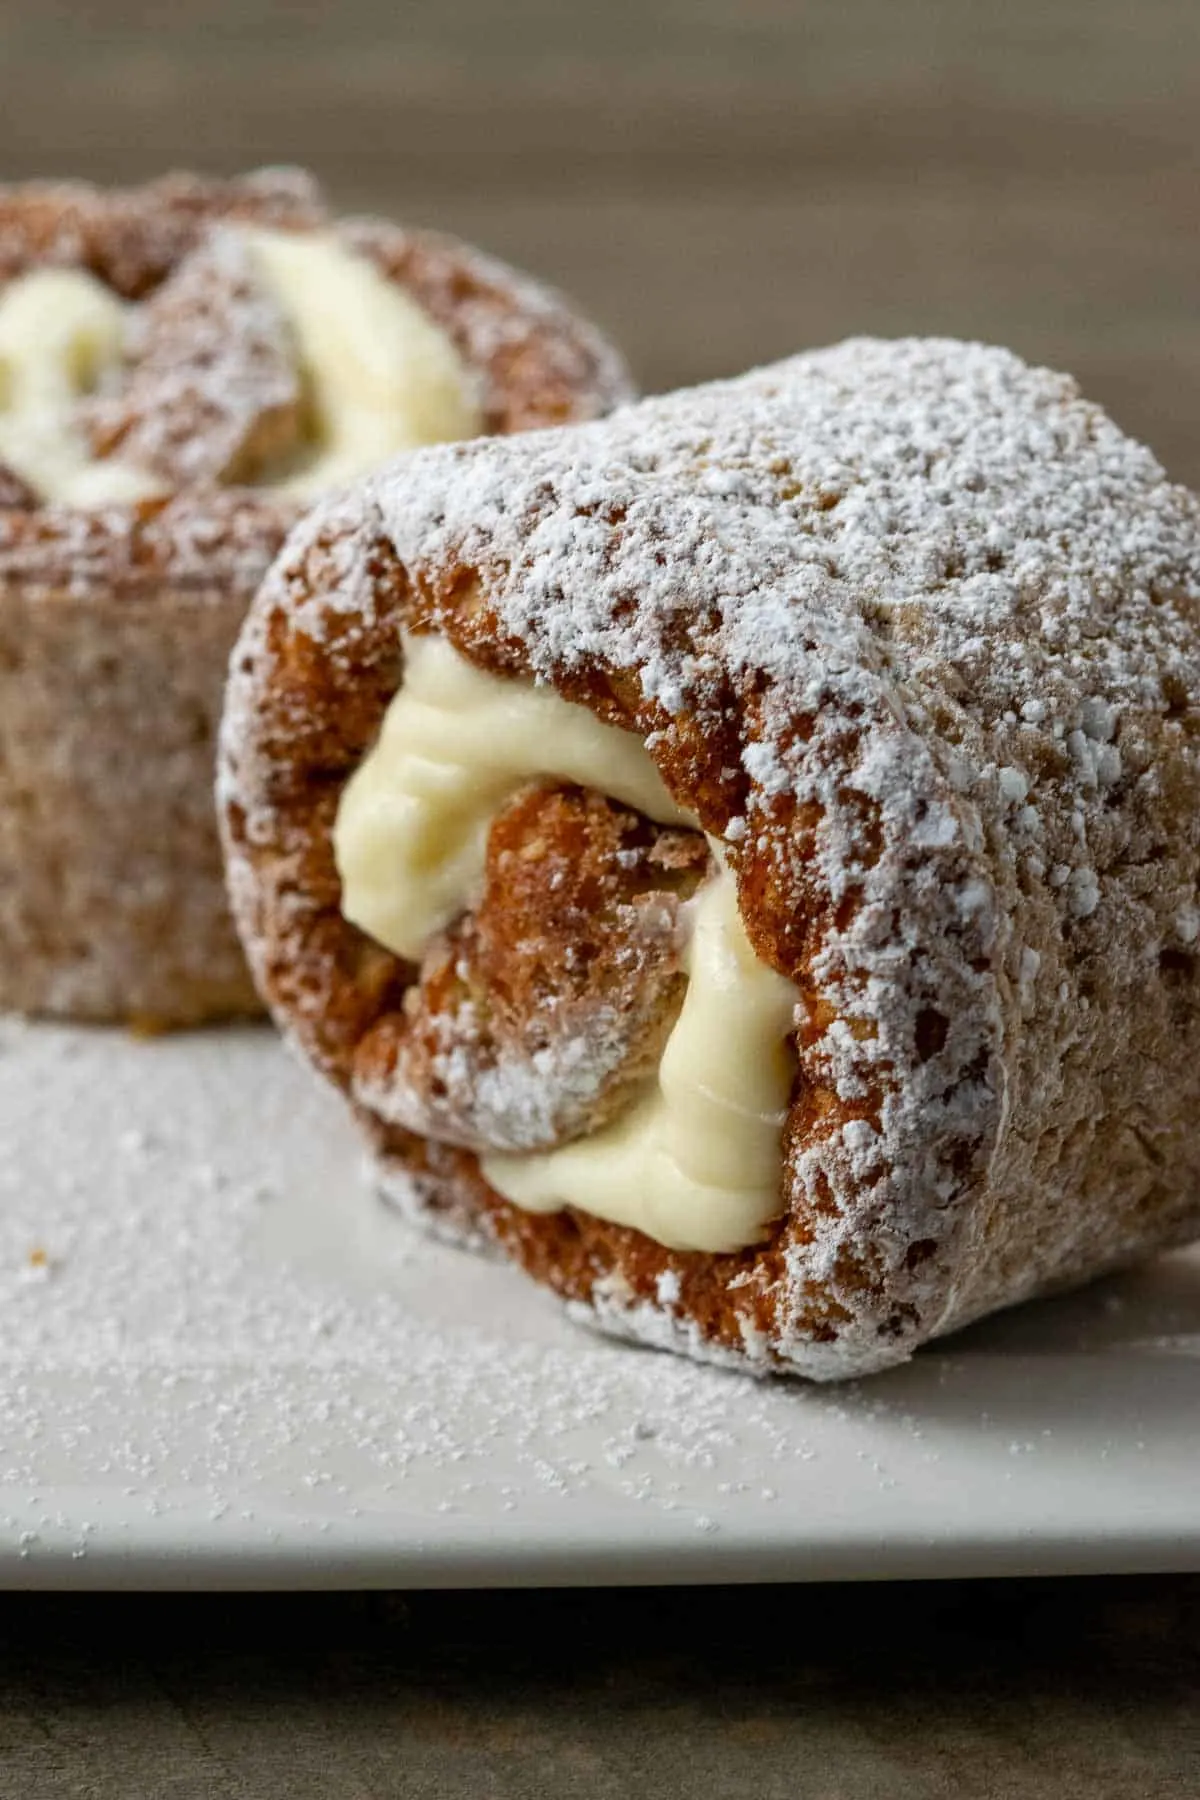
[1,1016,1197,1585]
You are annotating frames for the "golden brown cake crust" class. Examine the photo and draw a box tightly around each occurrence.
[220,339,1200,1377]
[0,168,326,297]
[0,168,634,1024]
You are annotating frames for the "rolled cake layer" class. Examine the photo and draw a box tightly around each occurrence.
[220,338,1200,1379]
[0,167,632,1024]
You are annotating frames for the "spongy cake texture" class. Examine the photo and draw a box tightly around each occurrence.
[221,338,1200,1378]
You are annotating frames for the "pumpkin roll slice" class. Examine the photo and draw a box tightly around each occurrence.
[0,166,632,1025]
[220,337,1200,1379]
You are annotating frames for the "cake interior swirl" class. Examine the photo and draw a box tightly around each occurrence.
[334,630,799,1253]
[0,216,482,507]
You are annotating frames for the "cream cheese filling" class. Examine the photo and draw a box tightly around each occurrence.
[335,631,692,960]
[334,633,799,1254]
[237,229,482,496]
[0,268,163,506]
[0,230,481,506]
[482,861,798,1252]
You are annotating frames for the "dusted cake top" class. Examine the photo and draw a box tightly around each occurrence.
[0,227,482,507]
[0,167,634,602]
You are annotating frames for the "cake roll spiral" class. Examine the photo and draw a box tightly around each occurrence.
[221,338,1200,1378]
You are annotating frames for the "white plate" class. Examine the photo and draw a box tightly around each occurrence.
[1,1017,1197,1589]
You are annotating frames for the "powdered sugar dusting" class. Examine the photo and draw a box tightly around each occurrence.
[0,1019,782,1539]
[365,338,1200,1369]
[355,990,642,1153]
[225,337,1200,1380]
[84,224,304,487]
[2,1016,1198,1581]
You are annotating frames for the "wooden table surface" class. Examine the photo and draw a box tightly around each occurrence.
[2,2,1199,1794]
[3,1581,1199,1798]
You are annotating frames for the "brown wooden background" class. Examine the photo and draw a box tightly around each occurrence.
[1,0,1198,483]
[2,5,1199,1794]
